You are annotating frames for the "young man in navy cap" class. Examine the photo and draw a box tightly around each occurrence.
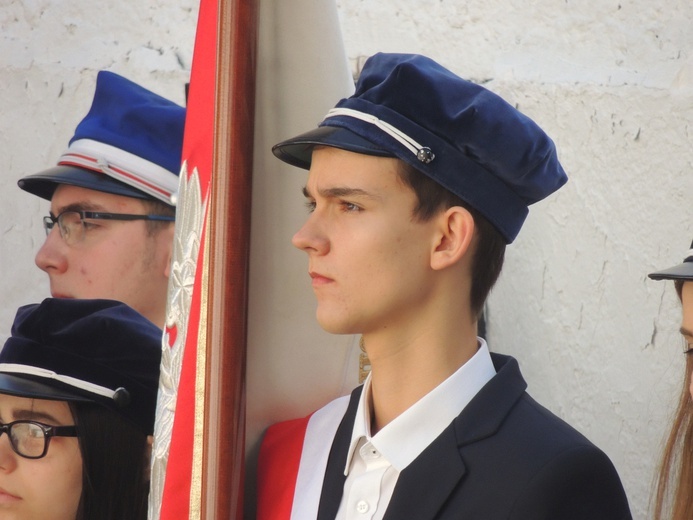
[258,53,631,519]
[18,71,185,328]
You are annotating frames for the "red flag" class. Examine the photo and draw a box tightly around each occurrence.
[149,0,258,517]
[149,0,353,517]
[148,0,216,516]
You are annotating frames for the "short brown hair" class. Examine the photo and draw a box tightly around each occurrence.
[396,161,505,318]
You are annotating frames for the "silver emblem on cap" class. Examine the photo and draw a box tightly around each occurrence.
[325,108,435,165]
[417,147,435,164]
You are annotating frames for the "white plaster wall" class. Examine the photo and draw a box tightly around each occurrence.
[1,1,691,518]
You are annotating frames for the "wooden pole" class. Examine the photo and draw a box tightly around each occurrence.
[202,0,258,517]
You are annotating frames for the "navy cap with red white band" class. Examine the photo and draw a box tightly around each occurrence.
[0,298,162,435]
[18,71,185,207]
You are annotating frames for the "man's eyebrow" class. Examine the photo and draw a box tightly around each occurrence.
[302,185,379,200]
[51,201,105,215]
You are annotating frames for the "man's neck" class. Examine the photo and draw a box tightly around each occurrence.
[363,320,478,435]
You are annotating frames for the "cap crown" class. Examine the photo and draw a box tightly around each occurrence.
[19,71,185,206]
[274,53,568,242]
[1,298,162,434]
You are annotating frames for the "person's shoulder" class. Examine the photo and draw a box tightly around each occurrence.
[512,391,594,443]
[458,387,631,518]
[257,392,354,497]
[485,353,603,449]
[491,389,631,517]
[263,392,353,446]
[506,431,632,519]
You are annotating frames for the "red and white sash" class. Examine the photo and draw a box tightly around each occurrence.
[257,395,350,519]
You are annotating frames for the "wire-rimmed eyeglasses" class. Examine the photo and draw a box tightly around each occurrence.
[0,420,78,459]
[43,210,175,246]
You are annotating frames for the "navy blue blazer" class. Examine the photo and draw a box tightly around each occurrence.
[316,353,632,520]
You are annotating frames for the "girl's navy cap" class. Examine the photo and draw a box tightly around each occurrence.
[273,53,568,243]
[0,298,162,435]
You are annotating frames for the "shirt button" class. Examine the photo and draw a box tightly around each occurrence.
[356,500,370,514]
[360,443,380,459]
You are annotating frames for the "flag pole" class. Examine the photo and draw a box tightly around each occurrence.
[202,0,258,517]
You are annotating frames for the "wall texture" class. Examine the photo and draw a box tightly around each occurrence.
[1,1,692,518]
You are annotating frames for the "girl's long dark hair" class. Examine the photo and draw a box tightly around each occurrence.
[70,402,150,520]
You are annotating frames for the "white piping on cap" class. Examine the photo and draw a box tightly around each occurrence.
[324,108,435,164]
[58,139,179,206]
[0,363,119,401]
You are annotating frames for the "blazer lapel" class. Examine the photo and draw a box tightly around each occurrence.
[454,353,527,447]
[383,426,466,520]
[383,353,528,519]
[316,386,362,520]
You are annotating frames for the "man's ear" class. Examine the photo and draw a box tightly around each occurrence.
[430,206,475,271]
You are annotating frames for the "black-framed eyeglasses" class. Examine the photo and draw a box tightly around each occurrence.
[0,420,78,459]
[43,210,175,246]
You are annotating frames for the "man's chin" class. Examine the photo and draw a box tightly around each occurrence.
[316,314,359,336]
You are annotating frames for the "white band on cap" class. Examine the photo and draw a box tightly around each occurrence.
[0,363,119,401]
[58,139,179,206]
[324,108,435,163]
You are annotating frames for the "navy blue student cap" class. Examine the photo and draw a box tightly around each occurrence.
[649,240,693,281]
[18,71,185,207]
[272,53,568,243]
[0,298,162,435]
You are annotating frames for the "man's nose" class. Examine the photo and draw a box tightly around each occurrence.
[35,226,68,274]
[291,214,329,255]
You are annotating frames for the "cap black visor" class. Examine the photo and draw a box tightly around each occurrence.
[272,126,394,170]
[18,165,154,202]
[649,261,693,281]
[0,373,92,403]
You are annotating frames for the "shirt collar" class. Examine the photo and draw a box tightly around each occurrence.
[344,338,496,474]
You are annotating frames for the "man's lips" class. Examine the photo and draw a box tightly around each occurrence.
[0,487,20,502]
[309,271,333,286]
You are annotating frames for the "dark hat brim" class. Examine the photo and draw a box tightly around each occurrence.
[272,126,394,170]
[0,373,92,404]
[18,165,155,202]
[648,262,693,281]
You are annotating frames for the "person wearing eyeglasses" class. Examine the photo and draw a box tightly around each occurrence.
[0,297,161,520]
[649,241,693,520]
[17,71,185,328]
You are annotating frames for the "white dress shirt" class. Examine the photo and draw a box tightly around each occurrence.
[335,339,496,520]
